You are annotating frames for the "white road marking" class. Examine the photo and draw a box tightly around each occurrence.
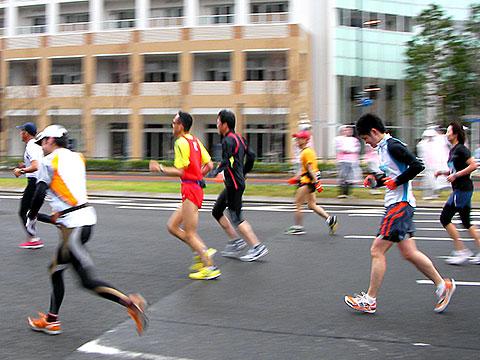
[412,343,431,347]
[416,227,471,232]
[78,340,194,359]
[0,195,21,199]
[344,235,476,242]
[416,280,480,286]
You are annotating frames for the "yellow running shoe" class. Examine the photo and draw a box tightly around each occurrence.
[189,248,217,271]
[188,266,221,280]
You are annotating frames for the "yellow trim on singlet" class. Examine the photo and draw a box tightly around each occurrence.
[174,134,211,169]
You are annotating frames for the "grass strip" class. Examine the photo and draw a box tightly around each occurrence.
[0,177,463,202]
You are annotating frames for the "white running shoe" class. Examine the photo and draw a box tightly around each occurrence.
[469,252,480,265]
[445,249,473,265]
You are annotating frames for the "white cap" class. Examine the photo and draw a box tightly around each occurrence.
[35,125,68,144]
[422,129,437,137]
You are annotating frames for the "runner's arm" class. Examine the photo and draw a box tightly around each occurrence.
[211,137,235,176]
[388,140,425,186]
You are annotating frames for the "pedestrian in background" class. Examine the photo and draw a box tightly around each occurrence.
[335,125,361,198]
[13,122,44,249]
[363,143,382,195]
[417,128,439,200]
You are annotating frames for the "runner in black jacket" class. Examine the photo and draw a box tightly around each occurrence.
[211,109,268,262]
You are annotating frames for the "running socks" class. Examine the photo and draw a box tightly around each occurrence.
[436,280,446,297]
[47,313,58,323]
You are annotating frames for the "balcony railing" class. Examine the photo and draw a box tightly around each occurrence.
[58,22,90,32]
[191,81,233,95]
[103,19,136,30]
[48,84,84,97]
[141,82,181,96]
[149,16,184,28]
[16,24,46,35]
[198,14,234,26]
[243,81,289,94]
[250,12,289,24]
[5,86,40,99]
[93,83,131,96]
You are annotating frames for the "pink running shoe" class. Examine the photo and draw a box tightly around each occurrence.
[19,238,44,249]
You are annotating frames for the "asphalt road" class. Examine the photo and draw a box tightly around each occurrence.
[1,193,479,360]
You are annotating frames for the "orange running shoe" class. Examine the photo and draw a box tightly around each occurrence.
[28,313,62,335]
[344,292,377,314]
[435,278,456,313]
[127,293,148,335]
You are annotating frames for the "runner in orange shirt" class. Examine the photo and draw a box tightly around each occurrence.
[285,130,337,235]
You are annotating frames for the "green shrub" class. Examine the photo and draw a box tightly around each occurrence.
[1,156,337,174]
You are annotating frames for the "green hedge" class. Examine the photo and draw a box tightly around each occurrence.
[1,157,337,174]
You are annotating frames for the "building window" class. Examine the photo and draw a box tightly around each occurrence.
[350,86,360,102]
[63,13,89,23]
[110,123,128,158]
[385,14,397,31]
[402,16,413,32]
[112,10,135,28]
[97,57,130,83]
[151,6,184,18]
[337,8,412,33]
[205,124,222,161]
[246,123,287,161]
[144,124,174,159]
[206,59,230,81]
[9,61,38,85]
[51,60,82,85]
[246,53,287,81]
[386,84,396,101]
[144,56,179,82]
[212,5,233,24]
[251,2,288,14]
[350,10,362,28]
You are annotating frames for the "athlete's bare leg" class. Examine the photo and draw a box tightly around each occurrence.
[306,192,329,220]
[218,215,239,240]
[444,223,467,251]
[237,220,260,247]
[294,186,309,226]
[367,236,393,298]
[167,201,212,266]
[397,237,443,287]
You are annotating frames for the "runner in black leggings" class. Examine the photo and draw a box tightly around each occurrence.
[13,122,44,249]
[211,109,268,262]
[435,121,480,265]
